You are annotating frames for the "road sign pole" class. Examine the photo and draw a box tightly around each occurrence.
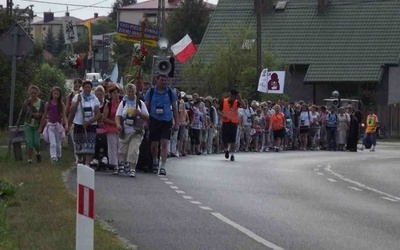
[76,164,95,250]
[9,27,19,127]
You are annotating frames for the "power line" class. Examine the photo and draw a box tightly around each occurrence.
[21,0,111,9]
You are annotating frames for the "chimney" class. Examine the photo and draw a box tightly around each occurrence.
[255,0,274,13]
[317,0,330,13]
[94,13,98,18]
[65,12,69,17]
[43,12,54,23]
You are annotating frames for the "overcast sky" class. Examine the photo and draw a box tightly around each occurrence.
[13,0,218,20]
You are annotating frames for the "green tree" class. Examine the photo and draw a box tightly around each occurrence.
[91,18,116,35]
[33,63,67,101]
[44,28,56,54]
[54,27,65,57]
[165,0,211,44]
[181,25,288,100]
[109,0,137,21]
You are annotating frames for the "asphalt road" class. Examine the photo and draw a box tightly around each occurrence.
[67,143,400,250]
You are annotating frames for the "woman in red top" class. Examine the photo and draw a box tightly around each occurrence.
[269,105,286,152]
[103,84,121,172]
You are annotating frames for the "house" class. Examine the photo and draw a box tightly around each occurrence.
[118,0,216,25]
[197,0,400,135]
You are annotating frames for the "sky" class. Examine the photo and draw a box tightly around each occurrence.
[13,0,219,20]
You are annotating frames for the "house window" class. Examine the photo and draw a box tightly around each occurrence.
[42,26,46,31]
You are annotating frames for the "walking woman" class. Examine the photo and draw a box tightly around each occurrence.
[103,84,121,173]
[116,83,149,177]
[39,87,68,163]
[69,80,101,166]
[15,85,45,163]
[270,105,286,152]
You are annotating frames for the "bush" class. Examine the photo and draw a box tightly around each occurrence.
[0,179,16,198]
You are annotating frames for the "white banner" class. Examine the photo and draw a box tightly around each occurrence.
[63,19,78,44]
[257,68,268,93]
[258,69,286,94]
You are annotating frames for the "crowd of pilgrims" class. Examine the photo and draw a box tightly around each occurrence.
[17,78,364,176]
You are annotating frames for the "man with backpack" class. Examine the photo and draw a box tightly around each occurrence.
[359,108,379,152]
[145,74,179,175]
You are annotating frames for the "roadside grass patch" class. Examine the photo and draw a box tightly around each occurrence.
[0,145,129,250]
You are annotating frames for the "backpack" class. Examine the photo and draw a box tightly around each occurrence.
[148,87,174,109]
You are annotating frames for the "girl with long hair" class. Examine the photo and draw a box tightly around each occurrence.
[39,87,68,163]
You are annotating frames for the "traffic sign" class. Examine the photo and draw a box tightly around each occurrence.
[0,22,35,57]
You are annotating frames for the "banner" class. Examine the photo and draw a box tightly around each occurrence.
[257,69,286,94]
[63,19,78,44]
[115,33,158,47]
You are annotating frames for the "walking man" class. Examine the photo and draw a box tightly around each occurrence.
[218,90,245,161]
[145,74,179,175]
[359,108,379,152]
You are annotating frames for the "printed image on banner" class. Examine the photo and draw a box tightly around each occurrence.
[117,21,159,40]
[266,71,285,94]
[63,19,78,44]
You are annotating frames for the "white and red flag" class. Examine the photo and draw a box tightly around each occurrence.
[171,34,197,63]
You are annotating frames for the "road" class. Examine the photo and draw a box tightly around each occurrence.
[67,143,400,250]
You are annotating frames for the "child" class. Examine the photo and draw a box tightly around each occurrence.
[15,85,45,163]
[39,87,67,163]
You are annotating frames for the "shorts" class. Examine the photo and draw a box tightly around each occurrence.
[299,126,309,134]
[149,117,172,142]
[190,128,201,145]
[221,122,238,144]
[273,129,285,139]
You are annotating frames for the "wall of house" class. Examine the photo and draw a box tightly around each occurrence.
[287,66,313,102]
[388,67,400,105]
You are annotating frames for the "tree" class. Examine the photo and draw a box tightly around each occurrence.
[91,18,116,35]
[181,25,288,100]
[109,0,137,21]
[44,28,56,54]
[54,27,66,57]
[165,0,211,45]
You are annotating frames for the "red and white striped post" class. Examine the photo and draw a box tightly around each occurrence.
[76,164,95,250]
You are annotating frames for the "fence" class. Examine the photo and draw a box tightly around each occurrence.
[377,104,400,137]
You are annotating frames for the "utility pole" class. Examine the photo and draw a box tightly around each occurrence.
[256,0,262,99]
[7,0,13,16]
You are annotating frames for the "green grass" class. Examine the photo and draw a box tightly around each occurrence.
[0,142,132,250]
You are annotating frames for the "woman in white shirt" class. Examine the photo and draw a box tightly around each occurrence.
[116,83,149,178]
[70,80,101,166]
[299,104,312,150]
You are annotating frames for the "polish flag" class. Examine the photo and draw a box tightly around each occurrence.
[171,34,197,63]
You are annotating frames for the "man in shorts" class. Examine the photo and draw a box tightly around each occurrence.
[218,90,245,161]
[145,74,179,175]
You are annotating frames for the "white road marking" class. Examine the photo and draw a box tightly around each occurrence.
[165,181,173,185]
[380,197,399,202]
[190,201,202,205]
[175,190,185,194]
[170,186,179,189]
[160,178,168,181]
[313,168,319,171]
[325,165,400,202]
[211,213,285,250]
[199,206,213,211]
[182,195,193,200]
[327,178,337,182]
[348,186,362,191]
[317,172,324,176]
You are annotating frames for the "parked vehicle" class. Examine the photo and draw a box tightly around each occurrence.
[85,73,103,87]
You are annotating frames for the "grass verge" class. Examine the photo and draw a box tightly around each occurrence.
[0,144,130,250]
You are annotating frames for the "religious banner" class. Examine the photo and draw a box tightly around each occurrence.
[258,69,286,94]
[63,19,78,44]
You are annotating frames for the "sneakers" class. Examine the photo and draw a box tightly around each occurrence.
[36,154,41,163]
[225,151,229,159]
[50,157,58,164]
[113,166,119,175]
[370,145,375,152]
[27,159,33,164]
[129,169,136,177]
[101,157,108,165]
[358,146,364,151]
[159,168,166,176]
[230,155,235,161]
[90,159,99,165]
